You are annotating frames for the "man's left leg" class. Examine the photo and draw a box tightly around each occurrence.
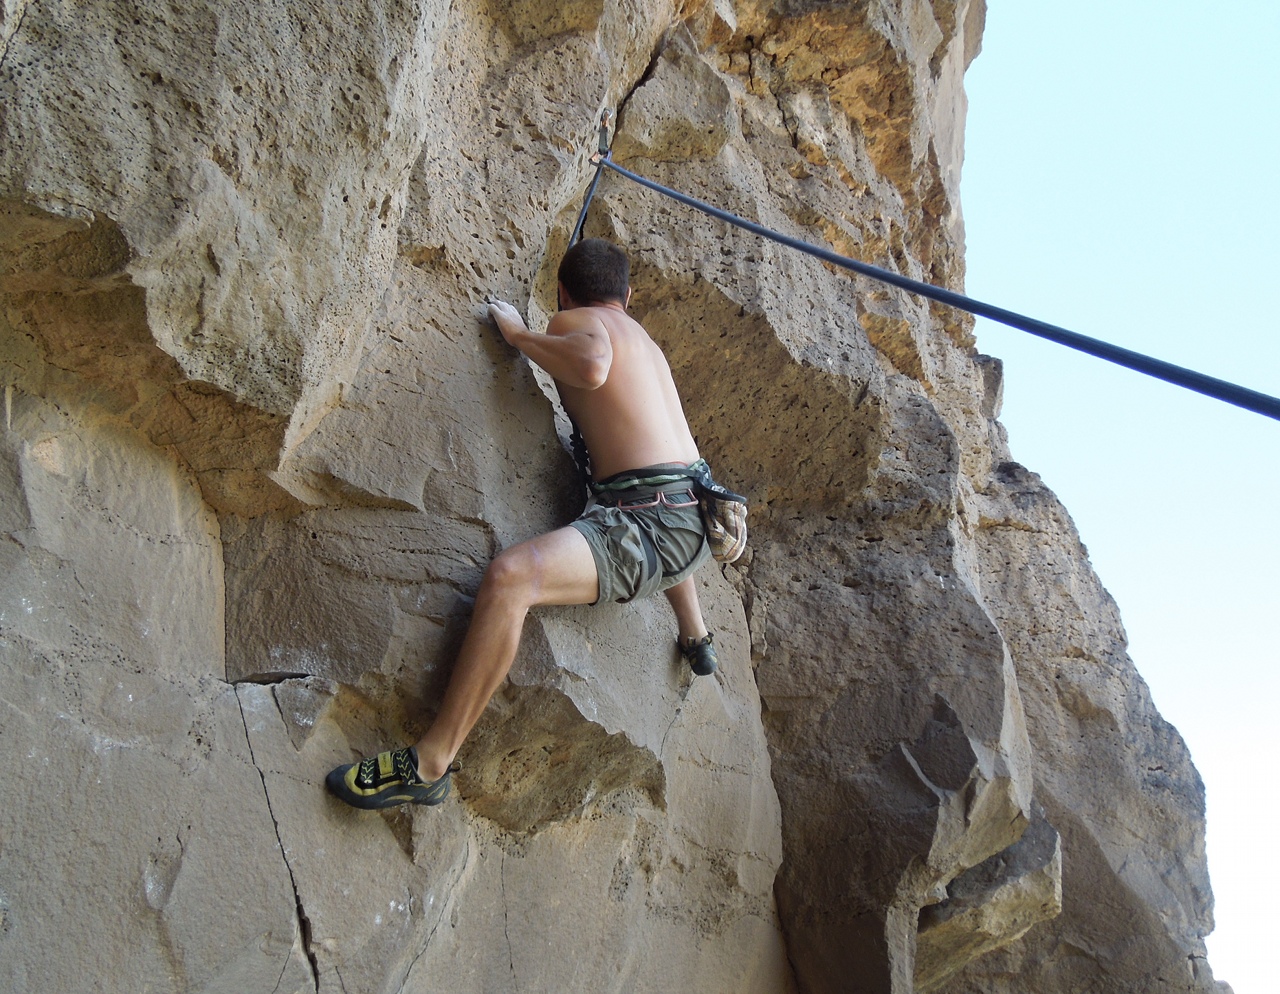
[664,575,718,676]
[663,576,708,645]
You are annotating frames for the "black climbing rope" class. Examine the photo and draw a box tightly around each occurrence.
[579,144,1280,422]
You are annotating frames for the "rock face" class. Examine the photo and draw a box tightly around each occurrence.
[0,2,1226,993]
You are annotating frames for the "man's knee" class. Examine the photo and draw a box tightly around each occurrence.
[480,545,539,603]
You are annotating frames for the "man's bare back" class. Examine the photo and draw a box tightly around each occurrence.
[550,304,699,479]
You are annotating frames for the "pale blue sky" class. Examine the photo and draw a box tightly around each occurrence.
[962,3,1279,991]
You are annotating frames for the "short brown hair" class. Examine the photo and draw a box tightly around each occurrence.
[558,238,630,305]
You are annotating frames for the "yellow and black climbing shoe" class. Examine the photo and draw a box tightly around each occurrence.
[325,746,457,810]
[680,632,718,677]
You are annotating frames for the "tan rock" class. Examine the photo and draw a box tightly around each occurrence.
[915,805,1063,992]
[0,1,1225,992]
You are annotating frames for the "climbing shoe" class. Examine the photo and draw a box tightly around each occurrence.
[680,632,718,677]
[325,746,457,810]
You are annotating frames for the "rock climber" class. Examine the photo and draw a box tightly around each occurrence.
[326,237,719,810]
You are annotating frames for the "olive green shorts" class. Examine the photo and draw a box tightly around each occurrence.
[571,482,711,605]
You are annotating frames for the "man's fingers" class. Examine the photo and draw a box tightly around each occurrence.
[488,300,519,323]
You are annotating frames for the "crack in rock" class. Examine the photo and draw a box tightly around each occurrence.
[233,671,313,686]
[501,851,519,991]
[234,688,322,993]
[0,3,30,73]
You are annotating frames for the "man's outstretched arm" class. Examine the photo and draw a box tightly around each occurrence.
[489,300,612,390]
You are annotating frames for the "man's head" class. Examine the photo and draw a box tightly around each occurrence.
[558,238,630,308]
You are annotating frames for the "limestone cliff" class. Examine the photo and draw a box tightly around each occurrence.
[0,2,1226,992]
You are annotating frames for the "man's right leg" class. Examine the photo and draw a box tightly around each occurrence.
[412,525,599,780]
[326,526,598,809]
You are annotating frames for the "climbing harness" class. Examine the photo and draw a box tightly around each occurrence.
[568,113,1280,422]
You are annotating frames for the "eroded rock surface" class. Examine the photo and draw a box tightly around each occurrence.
[1,1,1225,992]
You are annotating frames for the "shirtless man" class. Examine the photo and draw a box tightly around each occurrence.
[326,238,718,810]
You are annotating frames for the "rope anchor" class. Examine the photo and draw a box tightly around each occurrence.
[570,110,614,246]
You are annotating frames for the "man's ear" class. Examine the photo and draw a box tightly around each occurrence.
[557,281,568,312]
[625,286,633,309]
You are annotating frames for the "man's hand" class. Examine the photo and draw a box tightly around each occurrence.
[488,299,532,346]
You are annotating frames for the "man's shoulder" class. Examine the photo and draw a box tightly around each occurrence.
[551,305,648,341]
[547,308,607,335]
[590,305,650,340]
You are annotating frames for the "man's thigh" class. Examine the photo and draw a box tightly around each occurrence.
[508,526,600,607]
